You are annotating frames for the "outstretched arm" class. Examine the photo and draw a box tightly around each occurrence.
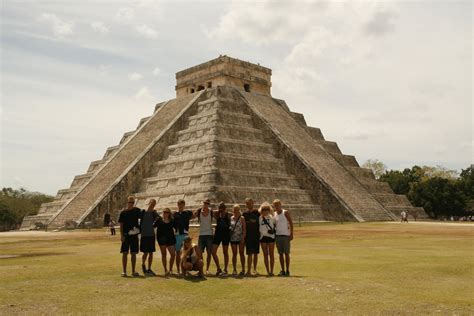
[285,211,294,240]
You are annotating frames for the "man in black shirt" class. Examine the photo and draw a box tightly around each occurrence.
[118,196,142,277]
[173,199,196,275]
[243,197,260,276]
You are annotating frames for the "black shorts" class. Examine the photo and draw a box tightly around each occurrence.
[245,237,260,255]
[140,236,156,253]
[213,232,230,246]
[157,234,176,247]
[230,240,242,245]
[261,236,275,243]
[120,235,139,254]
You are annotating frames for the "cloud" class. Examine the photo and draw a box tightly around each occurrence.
[129,73,143,81]
[39,13,73,37]
[115,7,134,22]
[91,21,109,34]
[152,67,160,76]
[135,24,158,39]
[135,86,154,100]
[364,10,398,37]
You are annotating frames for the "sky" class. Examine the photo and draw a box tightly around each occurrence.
[1,0,472,195]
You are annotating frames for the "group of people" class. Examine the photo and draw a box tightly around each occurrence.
[118,196,294,279]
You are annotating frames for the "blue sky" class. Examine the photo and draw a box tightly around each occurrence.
[1,0,472,195]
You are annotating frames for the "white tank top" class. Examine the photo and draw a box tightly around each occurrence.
[275,210,290,236]
[199,210,213,236]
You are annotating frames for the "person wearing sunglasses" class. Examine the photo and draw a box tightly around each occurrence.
[118,196,142,277]
[258,202,276,276]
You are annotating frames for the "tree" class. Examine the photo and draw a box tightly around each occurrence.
[362,159,387,179]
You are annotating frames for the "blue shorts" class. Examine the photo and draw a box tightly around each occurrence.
[175,234,188,252]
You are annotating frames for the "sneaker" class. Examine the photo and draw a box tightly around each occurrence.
[285,271,290,277]
[198,273,207,280]
[142,264,147,274]
[222,270,228,277]
[278,270,286,277]
[244,271,251,277]
[268,272,274,277]
[147,269,156,276]
[121,272,127,277]
[253,270,259,276]
[132,272,139,277]
[232,270,237,277]
[239,271,245,277]
[216,269,223,276]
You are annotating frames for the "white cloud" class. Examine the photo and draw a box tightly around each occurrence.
[135,24,158,39]
[115,7,134,22]
[152,67,160,76]
[129,73,143,81]
[91,21,109,34]
[135,86,154,100]
[39,13,73,37]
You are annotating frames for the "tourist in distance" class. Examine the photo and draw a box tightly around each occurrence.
[211,202,231,276]
[196,198,214,275]
[243,197,260,276]
[259,202,276,276]
[273,199,293,277]
[173,199,196,275]
[118,196,142,277]
[140,199,159,276]
[230,204,246,277]
[401,210,408,223]
[154,207,176,276]
[181,236,205,279]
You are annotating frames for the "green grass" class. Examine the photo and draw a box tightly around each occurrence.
[0,222,473,315]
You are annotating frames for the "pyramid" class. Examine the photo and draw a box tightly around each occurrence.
[21,56,426,230]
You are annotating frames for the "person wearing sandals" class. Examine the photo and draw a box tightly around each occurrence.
[211,202,231,276]
[259,202,276,276]
[155,208,176,276]
[273,199,294,277]
[243,197,260,276]
[230,204,246,277]
[173,199,196,275]
[140,199,159,276]
[118,196,142,277]
[197,198,214,275]
[181,236,205,279]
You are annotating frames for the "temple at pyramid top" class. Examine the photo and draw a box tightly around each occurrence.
[175,55,272,97]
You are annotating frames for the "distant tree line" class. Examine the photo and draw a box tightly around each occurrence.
[363,160,473,219]
[0,188,54,231]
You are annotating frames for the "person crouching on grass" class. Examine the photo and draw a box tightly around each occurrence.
[155,208,176,276]
[273,199,293,277]
[181,236,205,279]
[230,204,246,277]
[140,199,158,276]
[259,202,276,276]
[119,196,142,277]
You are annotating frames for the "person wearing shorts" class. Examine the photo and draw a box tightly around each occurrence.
[230,204,246,276]
[173,199,195,275]
[211,202,230,276]
[259,202,276,276]
[273,199,293,277]
[155,208,176,276]
[181,236,205,279]
[140,199,158,276]
[197,198,214,274]
[118,196,142,277]
[243,198,260,276]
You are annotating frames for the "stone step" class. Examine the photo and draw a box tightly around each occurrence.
[119,130,135,145]
[55,188,79,200]
[347,167,376,180]
[306,126,325,141]
[373,193,413,207]
[70,171,95,188]
[20,214,55,230]
[330,153,359,167]
[87,159,105,173]
[177,122,264,143]
[215,185,315,205]
[358,179,393,194]
[318,141,342,154]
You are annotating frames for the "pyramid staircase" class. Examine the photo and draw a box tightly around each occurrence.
[21,86,426,230]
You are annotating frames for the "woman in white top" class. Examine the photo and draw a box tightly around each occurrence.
[258,202,276,276]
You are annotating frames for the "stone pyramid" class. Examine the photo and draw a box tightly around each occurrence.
[21,56,426,230]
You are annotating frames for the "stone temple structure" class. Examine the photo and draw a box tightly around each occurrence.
[21,56,426,229]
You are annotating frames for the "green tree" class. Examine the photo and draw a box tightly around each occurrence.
[362,159,387,179]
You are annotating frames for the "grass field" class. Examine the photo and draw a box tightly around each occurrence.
[0,222,473,315]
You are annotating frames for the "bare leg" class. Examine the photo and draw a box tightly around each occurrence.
[142,252,148,267]
[148,253,153,270]
[231,243,238,273]
[181,262,192,277]
[261,243,269,274]
[211,244,221,271]
[197,260,204,277]
[269,243,275,274]
[167,246,176,274]
[131,253,137,273]
[279,253,285,271]
[223,245,229,272]
[206,250,212,272]
[285,253,290,272]
[176,251,181,274]
[239,242,245,273]
[253,251,258,272]
[160,246,168,273]
[247,254,252,274]
[122,253,128,273]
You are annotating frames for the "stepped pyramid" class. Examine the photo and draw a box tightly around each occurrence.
[21,56,426,230]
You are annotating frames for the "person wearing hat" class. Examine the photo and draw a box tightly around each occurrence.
[211,201,231,276]
[173,199,196,275]
[197,198,214,275]
[118,196,142,277]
